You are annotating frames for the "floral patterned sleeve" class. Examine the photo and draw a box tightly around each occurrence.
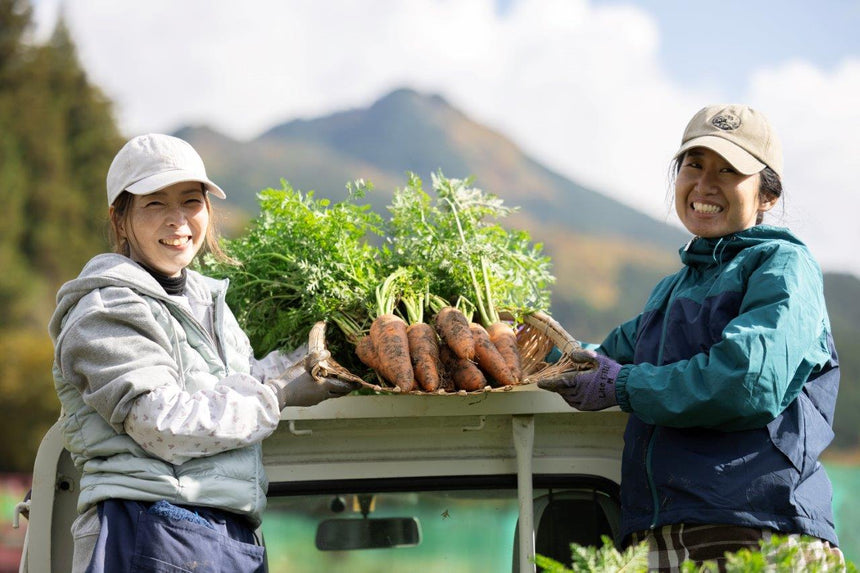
[124,372,281,465]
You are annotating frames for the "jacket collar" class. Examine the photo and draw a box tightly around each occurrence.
[679,225,805,270]
[50,254,229,339]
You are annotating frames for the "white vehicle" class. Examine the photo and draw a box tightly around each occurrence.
[16,385,625,572]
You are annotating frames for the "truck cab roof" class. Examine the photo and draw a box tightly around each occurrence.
[18,385,626,572]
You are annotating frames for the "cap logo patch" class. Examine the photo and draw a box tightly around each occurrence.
[711,113,741,131]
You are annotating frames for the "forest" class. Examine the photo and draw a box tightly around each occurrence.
[0,0,123,470]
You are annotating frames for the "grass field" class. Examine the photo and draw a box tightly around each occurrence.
[825,460,860,564]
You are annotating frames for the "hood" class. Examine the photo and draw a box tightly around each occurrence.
[49,253,224,342]
[679,225,807,270]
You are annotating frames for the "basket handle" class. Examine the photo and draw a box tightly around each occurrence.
[308,321,330,381]
[307,321,366,385]
[522,311,580,356]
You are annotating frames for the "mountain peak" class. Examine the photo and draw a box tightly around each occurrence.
[371,87,451,111]
[220,86,687,250]
[259,86,472,177]
[368,88,462,127]
[172,124,236,144]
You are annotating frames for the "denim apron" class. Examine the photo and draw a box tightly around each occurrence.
[85,499,266,573]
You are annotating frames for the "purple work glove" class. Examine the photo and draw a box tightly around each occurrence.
[537,349,621,410]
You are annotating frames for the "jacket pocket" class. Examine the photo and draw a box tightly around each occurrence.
[767,391,834,478]
[130,510,265,573]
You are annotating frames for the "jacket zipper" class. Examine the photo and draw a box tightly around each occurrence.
[646,427,660,529]
[164,295,230,375]
[648,266,690,529]
[211,288,231,375]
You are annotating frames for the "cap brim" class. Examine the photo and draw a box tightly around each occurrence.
[674,135,765,175]
[125,168,227,199]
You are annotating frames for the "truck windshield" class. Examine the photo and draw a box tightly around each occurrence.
[262,476,619,572]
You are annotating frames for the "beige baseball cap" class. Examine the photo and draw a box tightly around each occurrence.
[674,104,783,179]
[106,133,226,206]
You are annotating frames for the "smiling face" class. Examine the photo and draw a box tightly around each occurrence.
[115,182,210,276]
[674,147,776,239]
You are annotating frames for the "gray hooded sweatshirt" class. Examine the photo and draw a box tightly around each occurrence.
[49,254,272,526]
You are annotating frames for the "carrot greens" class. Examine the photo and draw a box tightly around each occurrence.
[204,172,555,389]
[384,171,554,322]
[202,180,382,359]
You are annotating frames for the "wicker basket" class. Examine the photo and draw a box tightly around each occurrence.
[308,311,588,395]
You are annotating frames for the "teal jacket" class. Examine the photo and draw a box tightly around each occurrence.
[597,226,839,544]
[49,254,269,526]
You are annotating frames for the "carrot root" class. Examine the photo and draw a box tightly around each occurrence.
[370,313,415,392]
[487,322,522,383]
[440,343,487,392]
[434,306,475,360]
[355,334,379,371]
[470,323,517,386]
[407,322,442,392]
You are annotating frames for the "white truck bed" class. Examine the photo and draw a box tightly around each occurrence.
[18,385,627,572]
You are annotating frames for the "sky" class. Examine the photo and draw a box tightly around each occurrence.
[30,0,860,277]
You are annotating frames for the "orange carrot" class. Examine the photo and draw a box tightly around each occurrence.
[406,322,442,392]
[470,323,517,386]
[355,334,379,371]
[434,306,475,360]
[487,322,522,383]
[440,343,487,392]
[370,313,415,392]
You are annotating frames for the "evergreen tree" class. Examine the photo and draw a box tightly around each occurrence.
[20,17,120,293]
[0,130,35,327]
[1,3,122,326]
[0,0,38,328]
[0,0,31,76]
[0,0,123,471]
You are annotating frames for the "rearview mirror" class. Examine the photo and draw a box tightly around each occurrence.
[315,517,422,551]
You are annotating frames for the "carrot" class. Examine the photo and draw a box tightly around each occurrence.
[434,306,475,360]
[369,313,415,392]
[440,343,487,392]
[355,334,379,371]
[487,322,522,383]
[469,323,517,386]
[406,322,442,392]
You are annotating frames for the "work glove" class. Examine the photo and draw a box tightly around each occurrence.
[265,349,359,408]
[537,349,621,411]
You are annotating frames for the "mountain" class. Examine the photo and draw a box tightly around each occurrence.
[824,273,860,448]
[185,88,687,247]
[262,89,688,244]
[177,88,688,335]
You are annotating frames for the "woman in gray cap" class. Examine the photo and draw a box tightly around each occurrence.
[539,105,843,570]
[49,133,359,572]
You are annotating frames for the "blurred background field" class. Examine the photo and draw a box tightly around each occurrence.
[0,476,29,572]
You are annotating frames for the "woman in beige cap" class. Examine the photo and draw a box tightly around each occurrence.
[539,105,843,570]
[49,133,359,572]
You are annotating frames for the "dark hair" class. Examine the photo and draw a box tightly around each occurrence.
[669,153,783,225]
[108,187,234,263]
[758,166,782,208]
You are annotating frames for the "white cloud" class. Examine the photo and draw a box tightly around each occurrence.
[32,0,860,276]
[749,59,860,275]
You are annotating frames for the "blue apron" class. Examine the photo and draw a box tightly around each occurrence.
[86,499,266,573]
